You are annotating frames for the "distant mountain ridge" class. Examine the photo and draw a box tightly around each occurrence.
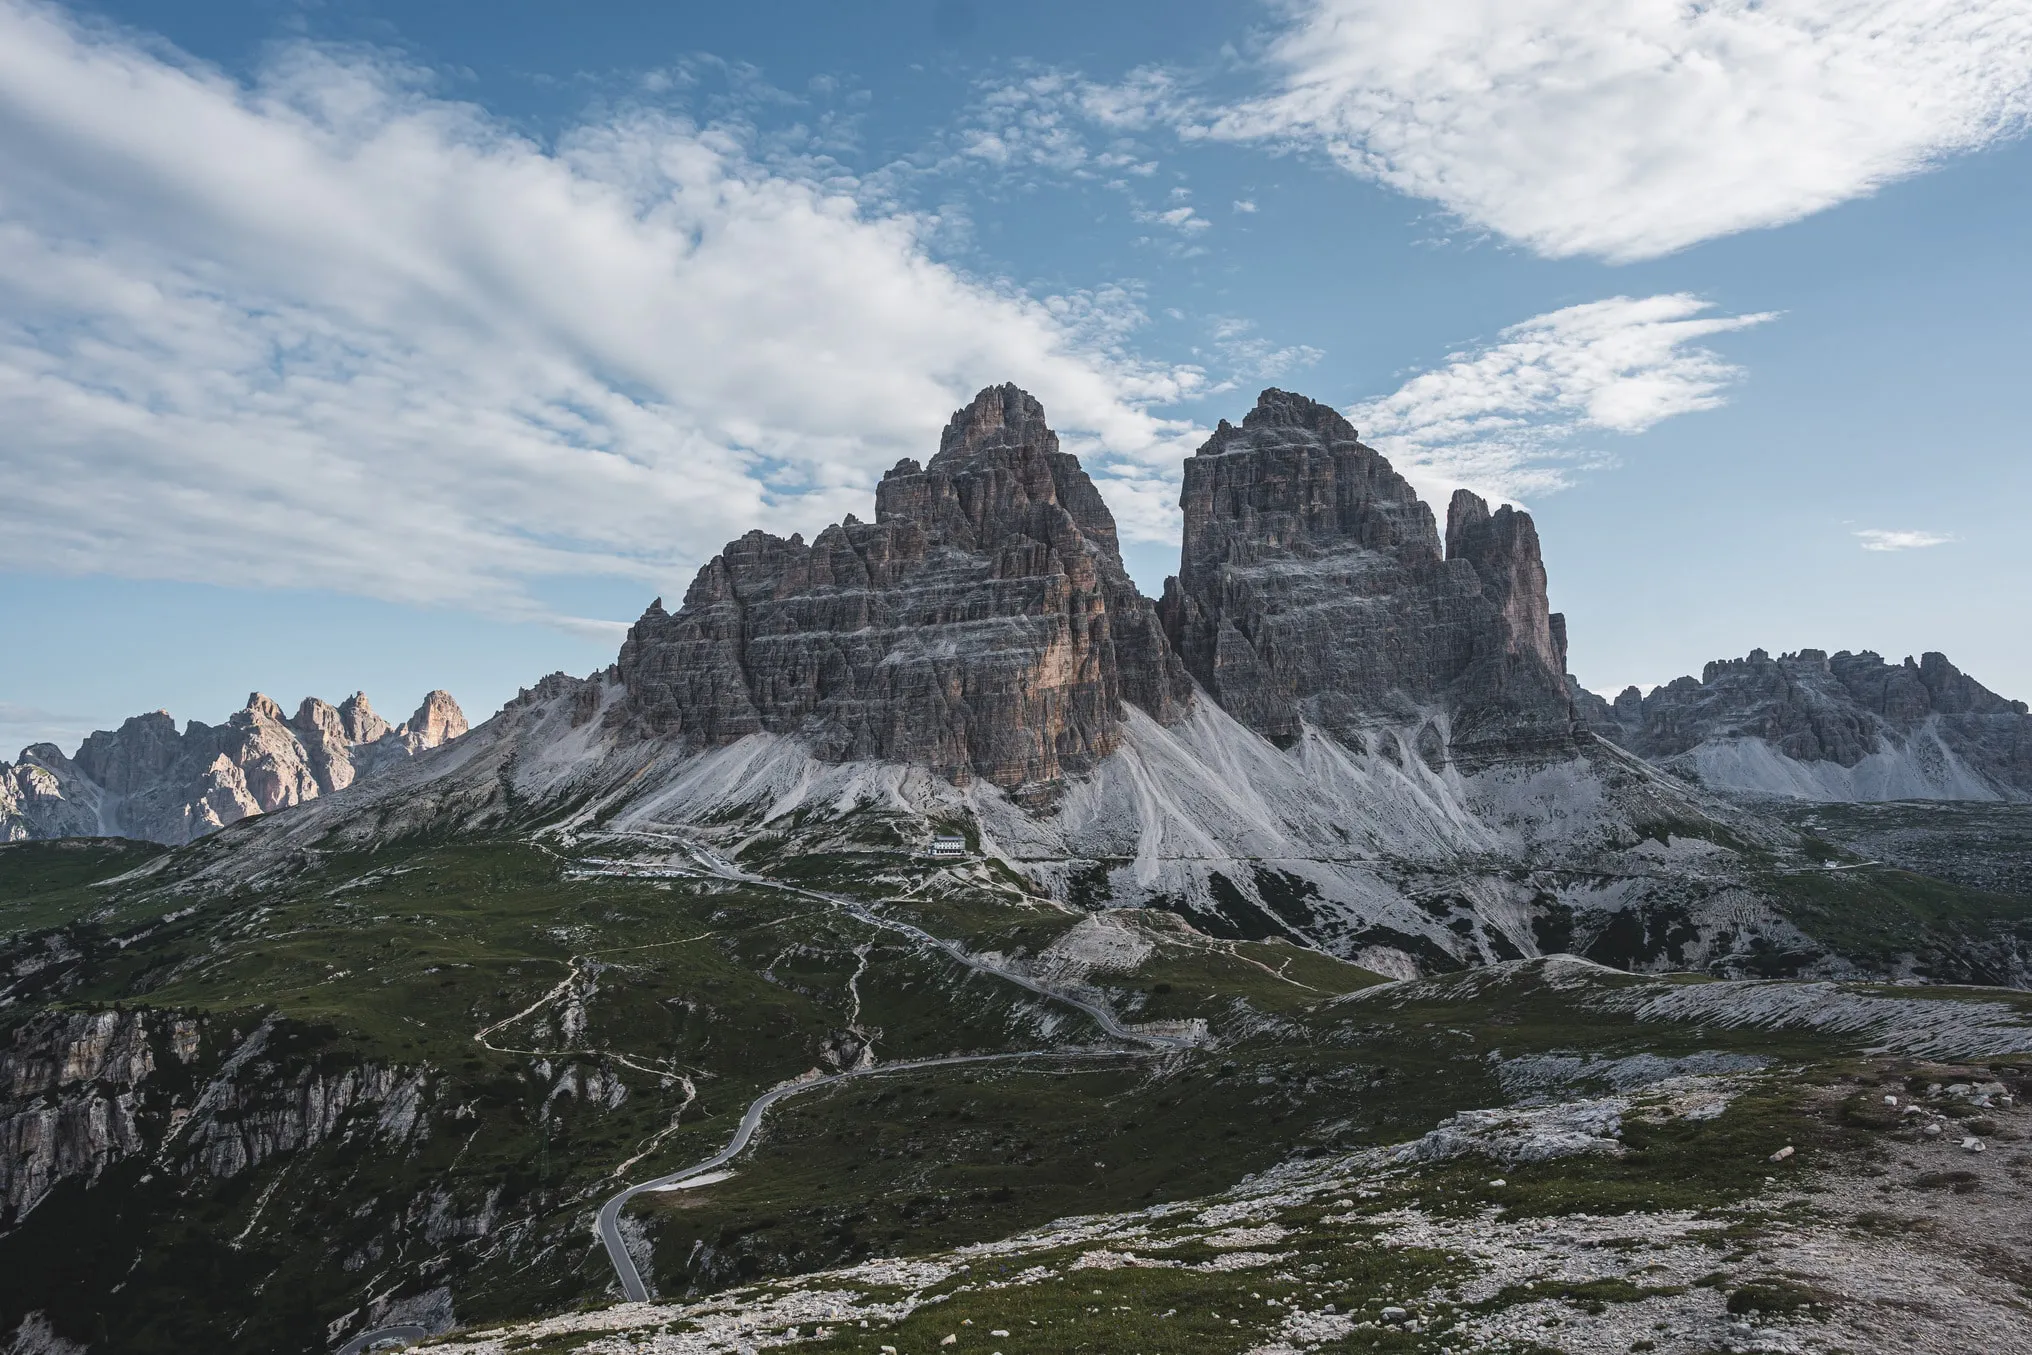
[1573,648,2032,802]
[11,384,2028,980]
[0,690,467,844]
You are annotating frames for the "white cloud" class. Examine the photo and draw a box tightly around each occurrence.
[1349,295,1773,506]
[1136,204,1212,234]
[958,71,1098,174]
[1856,528,1956,551]
[1206,0,2032,260]
[1201,317,1325,390]
[1231,199,1257,213]
[949,69,1166,181]
[0,1,1206,629]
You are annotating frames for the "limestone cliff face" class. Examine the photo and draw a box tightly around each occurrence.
[1576,648,2032,800]
[0,1010,431,1231]
[615,384,1190,790]
[0,1010,184,1225]
[1156,389,1576,763]
[0,758,100,841]
[0,690,468,845]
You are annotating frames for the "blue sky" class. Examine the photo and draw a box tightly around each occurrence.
[2,0,2029,753]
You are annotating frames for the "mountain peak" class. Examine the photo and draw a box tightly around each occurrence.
[337,692,389,745]
[934,382,1054,465]
[1444,488,1492,554]
[618,384,1188,789]
[1239,386,1358,441]
[406,690,468,747]
[1162,390,1572,756]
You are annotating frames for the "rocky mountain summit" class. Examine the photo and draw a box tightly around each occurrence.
[0,690,467,844]
[1576,648,2032,801]
[613,383,1189,792]
[617,386,1578,799]
[1158,389,1575,765]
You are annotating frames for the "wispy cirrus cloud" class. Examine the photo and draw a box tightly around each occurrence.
[945,68,1161,181]
[1200,317,1325,392]
[0,1,1209,629]
[1204,0,2032,261]
[1350,295,1775,506]
[1856,529,1957,551]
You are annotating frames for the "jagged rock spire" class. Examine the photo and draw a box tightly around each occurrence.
[1445,489,1562,677]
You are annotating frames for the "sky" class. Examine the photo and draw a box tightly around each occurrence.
[2,0,2029,754]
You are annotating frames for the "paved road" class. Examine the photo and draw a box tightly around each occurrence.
[591,837,1203,1302]
[336,1325,427,1355]
[594,1048,1142,1302]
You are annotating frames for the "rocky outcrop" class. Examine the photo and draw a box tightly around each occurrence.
[1578,649,2032,801]
[403,689,469,750]
[0,690,468,845]
[0,1006,442,1248]
[1156,389,1576,764]
[0,1010,195,1224]
[615,384,1190,791]
[0,760,100,842]
[180,1030,430,1179]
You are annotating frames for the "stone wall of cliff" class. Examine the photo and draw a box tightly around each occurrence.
[615,384,1190,791]
[1155,388,1577,763]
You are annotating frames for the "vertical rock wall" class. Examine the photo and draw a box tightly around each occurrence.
[616,385,1190,791]
[1157,389,1576,762]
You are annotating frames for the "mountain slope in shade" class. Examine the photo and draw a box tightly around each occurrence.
[0,690,468,844]
[1573,648,2032,802]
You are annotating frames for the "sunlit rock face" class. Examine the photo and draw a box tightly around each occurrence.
[1157,388,1576,767]
[615,384,1191,792]
[0,690,468,845]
